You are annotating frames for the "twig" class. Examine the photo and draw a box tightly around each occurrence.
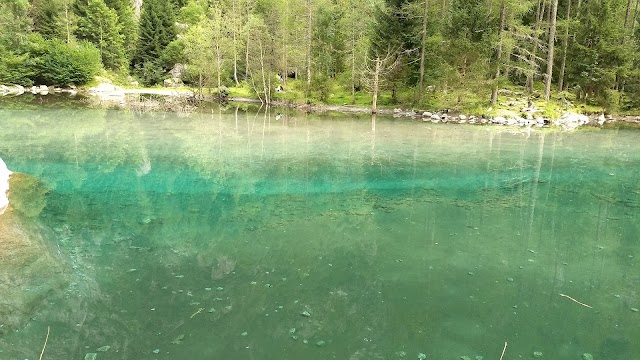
[499,341,507,360]
[559,293,593,308]
[39,326,50,360]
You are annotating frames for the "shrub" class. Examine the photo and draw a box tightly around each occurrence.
[31,39,102,86]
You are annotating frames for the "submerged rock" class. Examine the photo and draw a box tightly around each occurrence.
[0,171,67,335]
[582,353,593,360]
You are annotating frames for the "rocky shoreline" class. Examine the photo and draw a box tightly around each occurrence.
[4,83,640,131]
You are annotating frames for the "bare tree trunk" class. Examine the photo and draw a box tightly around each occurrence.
[491,0,506,105]
[349,0,357,104]
[625,0,634,28]
[527,0,545,93]
[64,0,71,43]
[558,0,571,91]
[259,40,269,104]
[544,0,558,101]
[633,0,640,35]
[418,0,429,102]
[306,0,312,96]
[232,0,239,85]
[372,57,380,114]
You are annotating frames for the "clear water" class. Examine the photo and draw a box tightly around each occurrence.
[0,103,639,360]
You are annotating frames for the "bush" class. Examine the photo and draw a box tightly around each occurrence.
[31,39,102,86]
[0,50,35,85]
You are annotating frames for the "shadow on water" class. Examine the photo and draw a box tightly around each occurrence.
[0,100,638,359]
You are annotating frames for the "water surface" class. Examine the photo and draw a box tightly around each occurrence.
[0,103,638,359]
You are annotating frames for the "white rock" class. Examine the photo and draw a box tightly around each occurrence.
[598,114,606,126]
[458,114,467,120]
[430,114,440,120]
[492,116,506,124]
[0,158,11,215]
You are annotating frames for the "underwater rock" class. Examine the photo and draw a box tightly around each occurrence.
[84,353,97,360]
[316,340,326,347]
[97,345,111,352]
[533,351,543,358]
[418,353,427,359]
[0,172,67,336]
[582,353,593,360]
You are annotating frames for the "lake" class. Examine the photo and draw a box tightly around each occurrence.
[0,100,638,359]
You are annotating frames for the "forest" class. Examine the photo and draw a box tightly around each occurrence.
[1,0,640,112]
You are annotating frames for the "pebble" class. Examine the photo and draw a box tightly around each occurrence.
[96,345,110,352]
[506,277,514,282]
[153,349,160,354]
[316,340,326,347]
[418,353,427,359]
[241,332,248,336]
[208,308,216,313]
[533,351,543,358]
[582,354,593,360]
[84,354,97,360]
[631,308,639,312]
[303,339,309,344]
[301,310,311,317]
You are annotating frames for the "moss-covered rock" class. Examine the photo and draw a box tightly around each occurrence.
[0,173,68,336]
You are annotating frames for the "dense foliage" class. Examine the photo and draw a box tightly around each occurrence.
[0,0,640,110]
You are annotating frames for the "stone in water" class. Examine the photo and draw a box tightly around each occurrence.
[533,351,543,358]
[582,354,593,360]
[418,353,427,359]
[96,345,110,352]
[84,353,97,360]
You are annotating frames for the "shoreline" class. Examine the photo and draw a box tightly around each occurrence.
[3,83,640,130]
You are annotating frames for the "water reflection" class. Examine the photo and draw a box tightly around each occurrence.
[0,104,638,359]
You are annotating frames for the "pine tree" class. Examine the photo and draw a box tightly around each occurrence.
[104,0,137,58]
[131,0,177,84]
[74,0,126,69]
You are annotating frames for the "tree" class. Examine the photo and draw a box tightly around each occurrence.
[74,0,126,70]
[104,0,138,58]
[132,0,177,84]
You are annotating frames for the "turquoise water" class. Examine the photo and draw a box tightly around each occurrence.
[0,103,639,359]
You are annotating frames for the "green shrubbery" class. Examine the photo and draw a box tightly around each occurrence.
[0,36,102,87]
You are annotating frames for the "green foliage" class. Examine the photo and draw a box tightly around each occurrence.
[74,0,126,70]
[30,38,102,85]
[132,0,177,84]
[104,0,138,58]
[0,50,34,85]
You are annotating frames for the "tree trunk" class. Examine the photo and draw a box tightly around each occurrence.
[633,0,640,35]
[260,40,268,104]
[544,0,558,101]
[351,15,356,104]
[491,0,506,105]
[527,0,545,93]
[625,0,634,28]
[372,57,380,114]
[232,0,239,85]
[64,0,71,43]
[558,0,571,91]
[418,0,429,102]
[305,0,312,96]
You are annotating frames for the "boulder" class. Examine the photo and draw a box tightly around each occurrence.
[0,169,68,335]
[555,112,589,131]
